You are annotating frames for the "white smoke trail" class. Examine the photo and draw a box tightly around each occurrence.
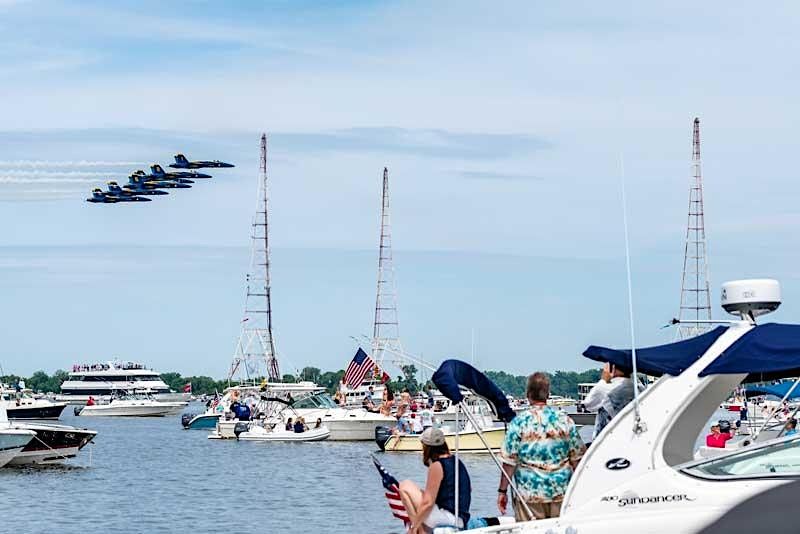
[0,160,144,167]
[0,176,101,184]
[0,189,80,202]
[0,170,124,178]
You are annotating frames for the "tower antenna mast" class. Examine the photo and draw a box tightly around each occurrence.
[229,133,280,383]
[677,118,713,339]
[372,167,403,367]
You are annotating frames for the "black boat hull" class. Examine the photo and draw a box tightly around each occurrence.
[7,403,67,420]
[8,424,96,465]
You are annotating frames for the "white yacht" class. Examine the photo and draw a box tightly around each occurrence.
[6,421,96,465]
[210,391,396,441]
[1,382,67,419]
[182,382,324,430]
[57,361,185,403]
[462,279,800,533]
[76,394,187,417]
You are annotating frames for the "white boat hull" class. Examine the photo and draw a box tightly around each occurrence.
[7,445,82,465]
[212,411,395,441]
[0,429,36,468]
[236,426,330,442]
[79,401,187,417]
[58,392,189,405]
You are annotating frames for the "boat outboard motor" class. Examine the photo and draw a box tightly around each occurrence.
[375,426,393,451]
[73,406,82,416]
[233,422,249,438]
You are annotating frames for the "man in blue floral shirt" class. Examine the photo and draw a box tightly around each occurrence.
[497,372,585,521]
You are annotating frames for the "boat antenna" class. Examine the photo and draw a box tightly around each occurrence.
[619,152,645,434]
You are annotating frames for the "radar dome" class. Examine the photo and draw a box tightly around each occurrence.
[721,279,781,319]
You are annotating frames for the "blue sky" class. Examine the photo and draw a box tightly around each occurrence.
[1,1,799,377]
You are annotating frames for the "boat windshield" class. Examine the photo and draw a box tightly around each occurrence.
[682,436,800,480]
[292,393,338,409]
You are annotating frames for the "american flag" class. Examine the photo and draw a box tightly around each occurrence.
[371,455,410,526]
[344,348,375,389]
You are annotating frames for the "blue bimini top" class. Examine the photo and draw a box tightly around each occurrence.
[700,323,800,382]
[432,359,516,423]
[745,381,800,400]
[583,326,729,377]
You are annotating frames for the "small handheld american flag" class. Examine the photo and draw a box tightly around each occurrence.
[344,348,376,389]
[371,455,410,527]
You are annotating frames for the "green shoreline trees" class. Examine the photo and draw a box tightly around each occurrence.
[2,367,600,398]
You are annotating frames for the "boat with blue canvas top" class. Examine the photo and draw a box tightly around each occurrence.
[459,278,800,533]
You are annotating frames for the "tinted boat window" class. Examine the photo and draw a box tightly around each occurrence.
[684,437,800,479]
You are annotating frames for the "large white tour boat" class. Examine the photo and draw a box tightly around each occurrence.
[57,361,186,404]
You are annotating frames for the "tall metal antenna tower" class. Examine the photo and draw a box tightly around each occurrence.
[229,133,281,383]
[676,118,712,339]
[372,167,403,364]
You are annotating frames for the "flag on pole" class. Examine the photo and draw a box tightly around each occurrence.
[344,348,375,389]
[371,455,410,526]
[183,383,192,393]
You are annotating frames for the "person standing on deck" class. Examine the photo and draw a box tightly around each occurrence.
[583,362,636,440]
[498,372,585,521]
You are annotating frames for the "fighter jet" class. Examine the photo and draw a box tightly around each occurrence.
[127,173,191,190]
[131,169,194,185]
[86,187,150,203]
[150,164,211,180]
[112,179,168,197]
[168,153,234,169]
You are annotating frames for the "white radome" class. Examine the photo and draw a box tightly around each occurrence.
[721,279,781,318]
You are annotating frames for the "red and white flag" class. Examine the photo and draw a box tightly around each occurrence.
[183,383,192,393]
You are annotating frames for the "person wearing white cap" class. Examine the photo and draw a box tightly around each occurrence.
[398,427,472,532]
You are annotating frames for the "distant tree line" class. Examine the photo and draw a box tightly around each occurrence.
[485,369,601,398]
[2,366,600,398]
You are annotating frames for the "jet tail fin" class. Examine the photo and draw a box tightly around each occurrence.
[151,164,165,176]
[174,154,189,165]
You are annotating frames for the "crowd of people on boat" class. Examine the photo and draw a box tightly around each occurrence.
[71,361,145,372]
[283,417,323,433]
[396,362,642,531]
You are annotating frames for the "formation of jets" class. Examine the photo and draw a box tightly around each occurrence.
[86,154,234,204]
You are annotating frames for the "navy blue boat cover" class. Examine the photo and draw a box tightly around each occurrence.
[745,381,800,400]
[700,323,800,381]
[582,326,728,377]
[432,359,516,423]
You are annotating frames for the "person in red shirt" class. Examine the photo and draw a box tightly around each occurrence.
[706,422,734,448]
[86,396,95,407]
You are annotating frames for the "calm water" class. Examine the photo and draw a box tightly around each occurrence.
[5,405,723,533]
[3,403,506,534]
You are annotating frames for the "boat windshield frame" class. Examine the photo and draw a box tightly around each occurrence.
[291,392,338,409]
[680,435,800,481]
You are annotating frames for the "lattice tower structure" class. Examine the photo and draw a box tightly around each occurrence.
[230,133,280,382]
[372,167,403,366]
[677,118,713,339]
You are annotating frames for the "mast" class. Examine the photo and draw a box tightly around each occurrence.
[676,118,712,339]
[372,167,402,367]
[229,133,280,383]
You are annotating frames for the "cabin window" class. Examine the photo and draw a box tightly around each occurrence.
[683,437,800,479]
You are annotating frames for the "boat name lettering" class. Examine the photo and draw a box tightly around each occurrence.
[601,494,695,507]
